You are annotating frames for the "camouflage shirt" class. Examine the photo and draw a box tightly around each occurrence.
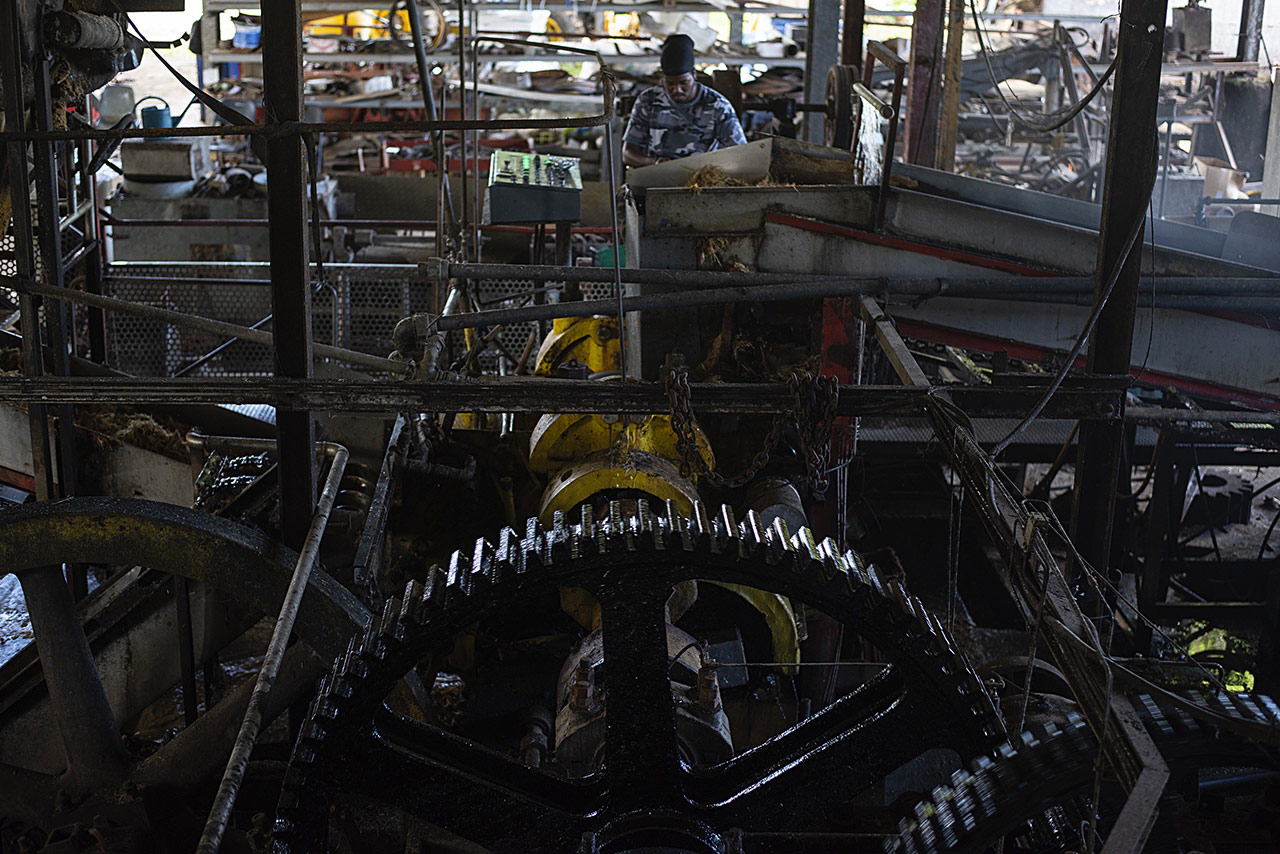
[623,84,747,161]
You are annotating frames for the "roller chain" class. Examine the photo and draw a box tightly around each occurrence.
[886,690,1280,853]
[274,500,1006,853]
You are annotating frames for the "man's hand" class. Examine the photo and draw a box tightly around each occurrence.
[622,141,660,168]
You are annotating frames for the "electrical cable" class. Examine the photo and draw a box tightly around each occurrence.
[968,0,1117,133]
[991,134,1158,457]
[110,4,263,161]
[1258,505,1280,560]
[1132,196,1157,383]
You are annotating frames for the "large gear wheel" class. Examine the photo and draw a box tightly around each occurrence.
[887,692,1280,853]
[274,500,1005,853]
[0,497,371,847]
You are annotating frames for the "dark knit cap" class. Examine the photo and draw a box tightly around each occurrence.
[660,34,696,76]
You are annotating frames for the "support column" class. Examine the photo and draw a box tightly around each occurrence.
[841,0,865,67]
[1,2,57,502]
[18,568,129,795]
[1071,0,1168,589]
[31,53,79,510]
[1265,69,1280,216]
[262,0,317,548]
[905,0,945,165]
[935,0,966,171]
[1238,0,1265,62]
[803,0,842,142]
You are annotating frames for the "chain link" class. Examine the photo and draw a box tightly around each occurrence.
[664,366,840,493]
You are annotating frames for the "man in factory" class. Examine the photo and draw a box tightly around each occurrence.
[622,33,747,167]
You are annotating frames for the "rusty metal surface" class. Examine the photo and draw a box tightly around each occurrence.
[0,497,368,662]
[274,501,1003,851]
[0,375,1125,421]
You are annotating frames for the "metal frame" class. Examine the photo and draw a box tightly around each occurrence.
[0,0,1273,849]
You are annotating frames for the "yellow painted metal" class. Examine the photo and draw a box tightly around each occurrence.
[534,316,620,377]
[528,412,714,474]
[706,582,800,674]
[538,449,699,526]
[530,313,798,668]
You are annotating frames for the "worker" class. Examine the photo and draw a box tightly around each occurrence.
[622,34,747,168]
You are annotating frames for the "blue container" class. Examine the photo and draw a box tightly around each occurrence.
[140,104,172,130]
[232,19,262,49]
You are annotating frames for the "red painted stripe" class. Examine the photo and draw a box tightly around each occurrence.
[895,317,1280,411]
[0,465,34,494]
[765,211,1060,277]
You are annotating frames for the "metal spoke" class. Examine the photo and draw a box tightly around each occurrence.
[710,699,942,831]
[597,588,683,811]
[690,666,905,806]
[354,711,589,848]
[16,566,128,796]
[372,707,601,815]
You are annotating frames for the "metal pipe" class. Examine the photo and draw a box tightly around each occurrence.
[0,76,615,144]
[196,441,349,854]
[403,0,455,235]
[852,82,894,119]
[601,81,628,380]
[2,274,412,375]
[1237,0,1265,62]
[428,274,1280,332]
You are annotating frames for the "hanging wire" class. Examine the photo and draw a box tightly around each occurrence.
[990,133,1158,457]
[968,0,1118,133]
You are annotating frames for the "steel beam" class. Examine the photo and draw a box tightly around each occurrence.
[935,0,965,171]
[1,5,57,503]
[0,375,1124,421]
[1238,0,1266,62]
[262,0,317,550]
[904,0,944,164]
[1071,0,1169,596]
[861,295,1169,852]
[841,0,865,67]
[803,0,842,142]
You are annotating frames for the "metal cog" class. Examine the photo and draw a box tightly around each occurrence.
[274,499,1006,853]
[887,692,1280,853]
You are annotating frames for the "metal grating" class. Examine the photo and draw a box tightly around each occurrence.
[474,278,615,372]
[107,263,431,377]
[105,262,620,377]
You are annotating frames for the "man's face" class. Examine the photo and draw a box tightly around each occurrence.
[662,72,698,104]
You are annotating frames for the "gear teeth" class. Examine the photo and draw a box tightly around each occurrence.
[522,517,547,571]
[379,597,405,643]
[446,550,473,602]
[1137,694,1172,738]
[471,537,496,589]
[791,526,823,574]
[668,502,694,551]
[636,498,663,550]
[578,504,597,554]
[817,536,843,581]
[493,527,521,577]
[739,509,766,557]
[719,505,738,553]
[550,510,572,563]
[419,566,448,620]
[930,790,962,849]
[766,517,792,564]
[690,501,717,552]
[400,580,424,625]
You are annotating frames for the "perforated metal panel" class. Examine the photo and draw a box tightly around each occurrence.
[107,263,432,377]
[473,277,615,372]
[105,262,621,377]
[0,232,17,331]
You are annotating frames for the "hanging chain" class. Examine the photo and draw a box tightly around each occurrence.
[664,365,839,493]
